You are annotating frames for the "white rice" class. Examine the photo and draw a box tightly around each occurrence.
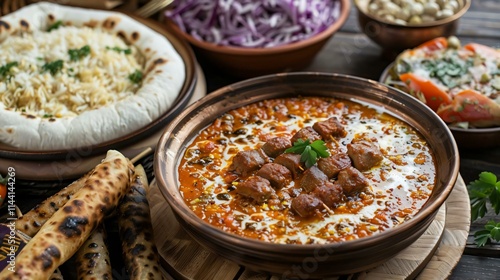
[0,26,145,118]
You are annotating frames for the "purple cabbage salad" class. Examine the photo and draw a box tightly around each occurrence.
[165,0,342,48]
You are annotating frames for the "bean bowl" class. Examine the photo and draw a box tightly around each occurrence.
[355,0,471,57]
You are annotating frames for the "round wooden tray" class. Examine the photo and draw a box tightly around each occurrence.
[149,176,470,280]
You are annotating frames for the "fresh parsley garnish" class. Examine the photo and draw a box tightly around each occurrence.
[0,62,18,78]
[128,70,143,84]
[47,20,63,32]
[43,114,53,118]
[285,139,329,168]
[468,171,500,221]
[106,46,132,54]
[42,60,64,76]
[474,220,500,247]
[468,172,500,247]
[68,45,91,61]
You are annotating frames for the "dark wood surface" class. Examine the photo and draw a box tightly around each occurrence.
[2,0,500,279]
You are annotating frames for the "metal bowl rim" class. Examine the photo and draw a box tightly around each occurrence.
[354,0,471,28]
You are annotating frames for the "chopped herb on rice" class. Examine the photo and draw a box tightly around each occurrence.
[0,26,146,118]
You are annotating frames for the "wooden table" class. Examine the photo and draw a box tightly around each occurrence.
[197,1,500,279]
[2,0,499,279]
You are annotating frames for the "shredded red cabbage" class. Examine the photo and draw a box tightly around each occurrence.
[165,0,341,48]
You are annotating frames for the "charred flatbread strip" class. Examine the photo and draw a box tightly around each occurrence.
[15,148,152,238]
[74,225,111,280]
[118,165,164,280]
[0,150,133,280]
[15,171,90,237]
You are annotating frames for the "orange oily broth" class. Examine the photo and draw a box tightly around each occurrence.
[177,97,436,244]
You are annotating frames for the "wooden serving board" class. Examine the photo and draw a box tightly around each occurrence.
[148,176,470,280]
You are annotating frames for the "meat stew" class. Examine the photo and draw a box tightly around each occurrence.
[177,97,436,244]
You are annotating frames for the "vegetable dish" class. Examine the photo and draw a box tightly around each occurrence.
[165,0,342,48]
[384,36,500,128]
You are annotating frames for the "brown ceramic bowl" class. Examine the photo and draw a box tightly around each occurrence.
[355,0,471,57]
[154,73,460,277]
[380,63,500,149]
[0,11,198,180]
[162,0,350,78]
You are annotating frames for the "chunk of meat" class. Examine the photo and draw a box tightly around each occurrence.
[312,182,343,208]
[274,153,303,178]
[317,153,351,178]
[231,149,270,177]
[291,194,323,218]
[261,137,292,158]
[337,166,369,195]
[290,127,321,144]
[313,117,347,139]
[236,176,275,204]
[256,163,292,189]
[299,166,329,192]
[347,139,384,171]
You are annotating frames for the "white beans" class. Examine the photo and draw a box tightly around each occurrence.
[367,0,462,25]
[423,2,440,16]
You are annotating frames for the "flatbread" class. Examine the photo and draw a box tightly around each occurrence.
[0,149,133,279]
[0,2,185,150]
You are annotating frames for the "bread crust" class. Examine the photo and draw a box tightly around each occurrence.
[0,150,133,279]
[118,165,164,280]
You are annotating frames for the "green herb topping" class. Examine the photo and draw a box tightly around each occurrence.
[68,45,91,61]
[420,54,472,88]
[106,46,132,55]
[47,20,64,32]
[42,60,64,76]
[0,62,18,78]
[128,70,143,84]
[469,171,500,221]
[43,114,53,118]
[468,171,500,247]
[285,139,329,168]
[474,221,500,247]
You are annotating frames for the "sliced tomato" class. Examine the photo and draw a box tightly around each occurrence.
[464,43,500,59]
[399,73,452,111]
[417,37,448,52]
[437,89,500,126]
